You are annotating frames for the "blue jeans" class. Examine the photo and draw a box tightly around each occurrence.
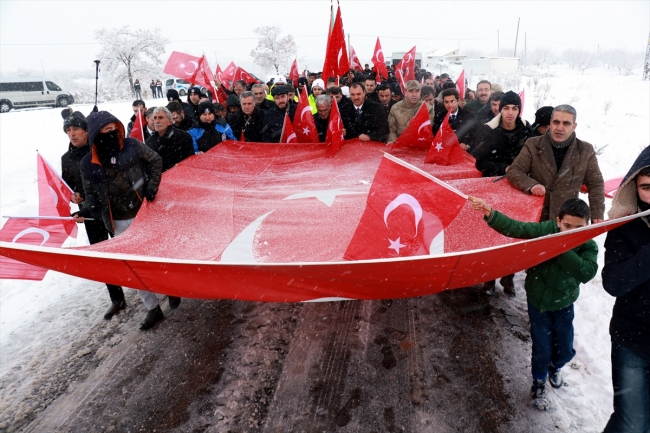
[604,342,650,433]
[527,302,576,381]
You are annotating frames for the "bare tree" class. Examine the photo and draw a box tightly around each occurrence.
[563,49,596,74]
[602,49,644,75]
[250,26,297,74]
[94,26,169,96]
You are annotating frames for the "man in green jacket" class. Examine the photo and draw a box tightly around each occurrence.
[469,196,598,411]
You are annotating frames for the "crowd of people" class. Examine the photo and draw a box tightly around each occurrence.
[56,63,649,431]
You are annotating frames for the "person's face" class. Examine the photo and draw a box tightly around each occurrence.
[153,113,171,134]
[476,83,492,104]
[331,93,342,103]
[171,111,184,126]
[274,93,289,110]
[537,125,549,135]
[308,76,316,84]
[550,111,577,143]
[241,96,255,115]
[637,174,650,205]
[349,86,365,106]
[556,214,587,232]
[234,83,245,95]
[200,111,215,123]
[392,93,403,102]
[443,95,458,113]
[190,93,201,104]
[364,80,376,93]
[132,105,145,116]
[288,91,295,100]
[312,86,324,96]
[66,126,88,148]
[378,89,392,105]
[423,93,435,105]
[406,88,420,105]
[490,100,500,115]
[100,123,118,133]
[252,88,266,104]
[228,105,240,113]
[424,78,435,87]
[316,103,331,120]
[500,104,519,128]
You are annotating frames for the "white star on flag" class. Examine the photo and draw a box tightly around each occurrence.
[388,237,406,254]
[302,127,311,134]
[435,142,443,152]
[283,189,364,207]
[180,63,185,69]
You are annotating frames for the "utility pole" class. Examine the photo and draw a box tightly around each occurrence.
[347,33,351,55]
[525,33,527,59]
[643,32,650,81]
[513,18,520,58]
[39,59,45,76]
[497,30,500,54]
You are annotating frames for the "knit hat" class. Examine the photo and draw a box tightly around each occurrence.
[311,79,325,90]
[532,106,554,129]
[499,91,521,112]
[271,85,289,97]
[188,87,202,96]
[63,111,88,132]
[198,101,216,115]
[166,89,180,102]
[61,107,74,120]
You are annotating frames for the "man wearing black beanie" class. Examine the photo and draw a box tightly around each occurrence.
[473,90,534,297]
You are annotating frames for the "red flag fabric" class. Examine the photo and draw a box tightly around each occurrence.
[349,46,363,72]
[129,108,146,143]
[37,153,77,237]
[223,61,237,83]
[424,111,465,165]
[233,67,258,86]
[293,86,320,143]
[163,51,202,79]
[392,103,433,149]
[399,46,417,81]
[289,59,300,87]
[455,69,465,100]
[190,55,220,103]
[325,97,344,156]
[280,113,298,143]
[394,67,406,95]
[519,89,525,117]
[371,37,388,80]
[344,153,467,260]
[322,6,350,80]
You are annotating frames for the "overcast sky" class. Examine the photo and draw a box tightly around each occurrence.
[1,0,648,76]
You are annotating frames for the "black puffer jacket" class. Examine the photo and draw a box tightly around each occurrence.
[79,111,162,235]
[242,107,266,142]
[261,102,296,143]
[61,141,90,197]
[145,126,195,172]
[473,113,533,176]
[603,145,650,361]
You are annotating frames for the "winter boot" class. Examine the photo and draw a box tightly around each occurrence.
[531,379,548,411]
[139,305,164,330]
[104,300,126,320]
[168,296,181,309]
[500,275,516,297]
[548,365,563,388]
[484,280,496,296]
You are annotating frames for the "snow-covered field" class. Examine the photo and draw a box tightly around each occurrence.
[0,65,648,432]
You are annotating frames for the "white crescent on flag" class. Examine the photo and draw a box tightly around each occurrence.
[12,228,50,246]
[417,120,431,135]
[384,194,423,235]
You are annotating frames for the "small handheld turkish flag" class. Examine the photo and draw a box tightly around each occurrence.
[392,102,433,149]
[280,113,298,143]
[223,61,237,83]
[163,51,201,79]
[289,59,300,86]
[349,46,363,72]
[325,97,344,157]
[518,89,525,117]
[372,37,388,80]
[424,111,465,165]
[293,86,320,143]
[233,67,258,86]
[37,152,77,237]
[455,69,465,100]
[129,108,146,143]
[344,153,467,260]
[399,46,417,81]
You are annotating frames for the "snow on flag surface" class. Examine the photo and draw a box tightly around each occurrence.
[0,140,637,302]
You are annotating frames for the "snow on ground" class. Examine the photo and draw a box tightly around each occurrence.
[0,65,649,431]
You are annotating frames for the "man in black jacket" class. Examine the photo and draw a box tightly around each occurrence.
[602,147,650,433]
[186,87,202,120]
[61,112,127,320]
[313,94,332,143]
[146,106,196,170]
[345,82,389,142]
[72,111,175,330]
[262,85,296,143]
[167,101,196,131]
[240,91,266,142]
[251,84,274,111]
[166,89,194,122]
[126,100,148,139]
[432,88,477,153]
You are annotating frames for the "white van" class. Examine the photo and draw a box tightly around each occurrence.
[0,76,74,113]
[163,78,191,96]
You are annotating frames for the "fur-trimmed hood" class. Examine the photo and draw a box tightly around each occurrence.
[609,145,650,219]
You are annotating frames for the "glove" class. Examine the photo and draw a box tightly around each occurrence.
[146,195,156,202]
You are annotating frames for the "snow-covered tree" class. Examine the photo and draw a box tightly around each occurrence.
[250,26,297,74]
[563,49,596,74]
[94,26,169,96]
[601,49,644,75]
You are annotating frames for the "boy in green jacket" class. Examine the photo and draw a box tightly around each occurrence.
[469,196,599,410]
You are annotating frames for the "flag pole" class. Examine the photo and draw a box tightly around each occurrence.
[3,216,94,220]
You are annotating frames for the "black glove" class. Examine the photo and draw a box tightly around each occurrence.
[146,195,156,202]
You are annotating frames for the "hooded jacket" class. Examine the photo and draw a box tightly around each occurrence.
[602,146,650,361]
[473,113,534,176]
[78,111,162,235]
[145,126,195,171]
[507,132,605,221]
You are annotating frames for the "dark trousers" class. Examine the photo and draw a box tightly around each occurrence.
[156,86,163,97]
[85,218,125,304]
[527,302,576,381]
[604,342,650,433]
[151,87,157,98]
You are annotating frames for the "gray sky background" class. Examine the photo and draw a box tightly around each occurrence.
[1,0,648,76]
